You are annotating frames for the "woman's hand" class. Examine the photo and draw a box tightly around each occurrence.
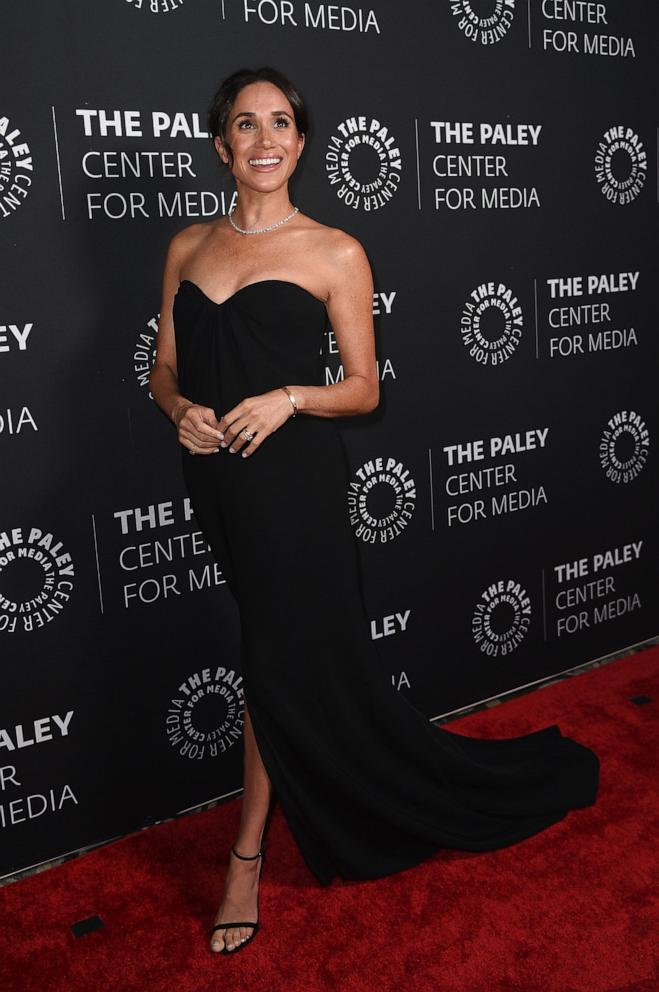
[174,400,223,455]
[218,388,296,458]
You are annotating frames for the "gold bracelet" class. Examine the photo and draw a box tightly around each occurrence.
[281,385,298,417]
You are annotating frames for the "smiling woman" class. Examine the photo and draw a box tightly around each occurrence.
[207,67,309,174]
[148,65,599,963]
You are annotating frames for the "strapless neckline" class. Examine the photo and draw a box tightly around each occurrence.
[178,278,327,310]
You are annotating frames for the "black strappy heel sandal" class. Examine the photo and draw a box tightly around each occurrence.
[210,844,265,955]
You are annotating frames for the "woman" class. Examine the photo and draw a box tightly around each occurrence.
[151,66,599,957]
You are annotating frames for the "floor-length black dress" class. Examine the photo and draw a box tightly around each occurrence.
[173,276,600,886]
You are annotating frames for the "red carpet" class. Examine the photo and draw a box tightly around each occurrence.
[1,647,657,992]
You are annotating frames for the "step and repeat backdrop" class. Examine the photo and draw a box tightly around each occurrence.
[1,2,657,876]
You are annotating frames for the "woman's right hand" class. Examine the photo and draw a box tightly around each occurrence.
[173,400,223,455]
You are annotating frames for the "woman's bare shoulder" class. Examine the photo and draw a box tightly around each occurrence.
[298,214,368,266]
[166,218,228,274]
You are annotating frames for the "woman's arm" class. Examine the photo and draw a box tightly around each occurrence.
[287,232,380,418]
[150,229,191,424]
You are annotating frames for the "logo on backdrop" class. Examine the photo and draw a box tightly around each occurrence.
[74,108,232,220]
[0,527,74,634]
[461,282,523,366]
[594,127,646,205]
[1,323,38,435]
[0,711,74,752]
[0,711,78,830]
[552,539,643,637]
[540,4,636,59]
[599,411,649,484]
[450,2,637,58]
[326,116,402,211]
[450,0,515,45]
[0,116,33,220]
[133,312,159,398]
[472,578,531,657]
[165,667,244,760]
[124,0,184,12]
[544,270,639,360]
[0,322,32,354]
[442,428,549,528]
[347,457,416,544]
[0,407,37,437]
[108,497,223,610]
[429,120,541,211]
[242,2,380,33]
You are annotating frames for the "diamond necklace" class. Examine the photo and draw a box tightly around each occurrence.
[228,203,299,235]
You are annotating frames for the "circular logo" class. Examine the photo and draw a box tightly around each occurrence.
[347,456,416,544]
[165,667,244,760]
[594,126,647,205]
[125,0,184,13]
[472,578,531,657]
[133,313,159,399]
[461,281,523,366]
[599,410,649,483]
[0,526,74,634]
[0,116,33,220]
[451,0,516,45]
[325,116,402,211]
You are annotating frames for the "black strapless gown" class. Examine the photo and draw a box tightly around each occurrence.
[173,278,600,886]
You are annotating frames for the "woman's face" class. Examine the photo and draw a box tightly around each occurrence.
[215,81,305,192]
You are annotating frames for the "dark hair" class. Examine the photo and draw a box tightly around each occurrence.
[207,66,310,170]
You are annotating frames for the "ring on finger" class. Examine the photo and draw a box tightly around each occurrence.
[241,428,255,441]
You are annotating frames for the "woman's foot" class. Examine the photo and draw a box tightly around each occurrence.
[210,845,263,953]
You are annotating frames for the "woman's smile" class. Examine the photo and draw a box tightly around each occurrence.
[247,156,283,172]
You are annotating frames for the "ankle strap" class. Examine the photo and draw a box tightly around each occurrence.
[231,844,262,860]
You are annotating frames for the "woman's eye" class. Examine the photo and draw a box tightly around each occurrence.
[238,118,289,129]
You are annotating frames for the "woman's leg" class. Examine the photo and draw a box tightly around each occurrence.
[236,699,274,851]
[210,699,273,953]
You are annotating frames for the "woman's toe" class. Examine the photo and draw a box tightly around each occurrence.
[210,928,226,952]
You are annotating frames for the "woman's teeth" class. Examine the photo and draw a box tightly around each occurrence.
[249,157,282,167]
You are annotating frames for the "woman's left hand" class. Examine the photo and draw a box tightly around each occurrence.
[217,388,296,458]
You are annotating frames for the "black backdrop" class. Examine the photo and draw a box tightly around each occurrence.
[1,1,657,877]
